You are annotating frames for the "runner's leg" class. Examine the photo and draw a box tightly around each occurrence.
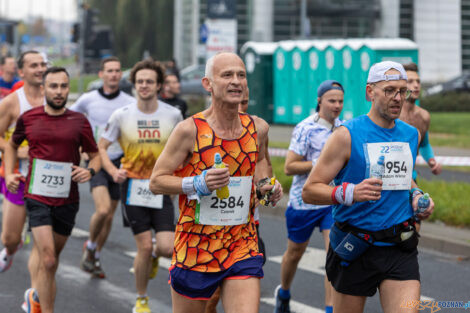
[321,229,333,308]
[379,279,420,313]
[280,239,309,289]
[171,287,207,313]
[332,289,366,313]
[1,200,26,254]
[31,225,68,313]
[221,277,260,313]
[133,230,153,295]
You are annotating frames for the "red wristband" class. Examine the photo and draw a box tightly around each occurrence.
[331,186,340,204]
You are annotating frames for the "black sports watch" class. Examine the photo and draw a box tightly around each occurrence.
[88,168,96,177]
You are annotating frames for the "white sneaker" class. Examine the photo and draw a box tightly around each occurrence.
[0,248,13,273]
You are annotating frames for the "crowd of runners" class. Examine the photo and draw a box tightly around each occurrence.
[0,50,438,313]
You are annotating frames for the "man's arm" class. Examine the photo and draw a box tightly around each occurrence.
[253,116,282,205]
[0,93,15,153]
[98,138,127,183]
[284,151,312,176]
[150,119,199,194]
[302,127,382,205]
[4,138,21,193]
[71,151,101,183]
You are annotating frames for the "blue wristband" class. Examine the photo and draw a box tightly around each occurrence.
[193,170,211,198]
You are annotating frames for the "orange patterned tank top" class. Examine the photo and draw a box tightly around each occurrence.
[173,112,260,273]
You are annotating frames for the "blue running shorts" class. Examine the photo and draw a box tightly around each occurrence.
[285,205,334,243]
[169,255,264,300]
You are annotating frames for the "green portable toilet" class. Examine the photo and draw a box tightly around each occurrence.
[273,41,296,124]
[356,38,419,117]
[341,39,364,120]
[306,40,329,116]
[290,40,312,123]
[240,41,278,123]
[324,40,347,82]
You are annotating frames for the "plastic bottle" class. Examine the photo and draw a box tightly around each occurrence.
[369,155,385,203]
[214,153,229,199]
[416,193,430,214]
[370,155,385,179]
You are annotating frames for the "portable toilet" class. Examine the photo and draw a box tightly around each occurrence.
[324,40,347,82]
[307,40,329,115]
[240,41,278,123]
[273,41,296,124]
[356,38,419,116]
[340,39,364,120]
[290,40,312,123]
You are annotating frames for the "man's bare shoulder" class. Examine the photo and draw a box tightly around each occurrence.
[416,106,431,123]
[0,92,19,119]
[253,115,269,134]
[171,117,197,141]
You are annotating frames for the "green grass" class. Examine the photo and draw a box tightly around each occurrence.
[419,179,470,227]
[269,141,290,149]
[51,57,75,67]
[271,157,292,193]
[428,112,470,148]
[69,75,99,94]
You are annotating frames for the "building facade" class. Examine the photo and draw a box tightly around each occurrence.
[174,0,467,83]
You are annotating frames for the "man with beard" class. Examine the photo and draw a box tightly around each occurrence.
[4,66,100,313]
[99,59,182,313]
[71,56,134,279]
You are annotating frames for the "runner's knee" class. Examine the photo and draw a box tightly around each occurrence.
[1,232,21,248]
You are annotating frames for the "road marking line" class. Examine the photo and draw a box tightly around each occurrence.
[71,227,90,238]
[58,262,172,311]
[261,297,324,313]
[268,247,326,276]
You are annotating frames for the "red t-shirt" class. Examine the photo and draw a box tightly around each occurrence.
[12,106,98,206]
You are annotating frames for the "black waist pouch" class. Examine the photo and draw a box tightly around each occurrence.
[330,224,371,263]
[396,226,420,252]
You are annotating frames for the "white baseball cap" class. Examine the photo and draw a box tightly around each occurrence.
[366,61,407,100]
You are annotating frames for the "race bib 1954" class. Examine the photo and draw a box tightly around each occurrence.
[364,142,413,190]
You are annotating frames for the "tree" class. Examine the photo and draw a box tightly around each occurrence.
[88,0,173,67]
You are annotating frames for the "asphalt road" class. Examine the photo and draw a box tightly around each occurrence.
[1,184,470,313]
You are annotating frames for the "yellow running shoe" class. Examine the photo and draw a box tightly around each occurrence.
[133,296,150,313]
[149,256,159,279]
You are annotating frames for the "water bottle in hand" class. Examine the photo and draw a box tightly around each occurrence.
[370,155,385,179]
[416,193,430,214]
[214,153,229,199]
[370,155,385,203]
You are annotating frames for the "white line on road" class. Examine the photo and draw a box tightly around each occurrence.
[58,263,172,312]
[268,247,326,276]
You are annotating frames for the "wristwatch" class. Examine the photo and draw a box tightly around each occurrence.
[88,168,96,177]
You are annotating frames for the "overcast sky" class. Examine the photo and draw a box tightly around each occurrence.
[0,0,77,22]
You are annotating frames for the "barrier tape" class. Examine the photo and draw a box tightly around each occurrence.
[268,148,470,167]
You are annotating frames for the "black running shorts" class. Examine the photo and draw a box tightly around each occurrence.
[25,198,79,236]
[326,243,420,297]
[88,157,121,201]
[120,179,175,235]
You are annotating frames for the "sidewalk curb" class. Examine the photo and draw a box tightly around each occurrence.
[260,198,470,258]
